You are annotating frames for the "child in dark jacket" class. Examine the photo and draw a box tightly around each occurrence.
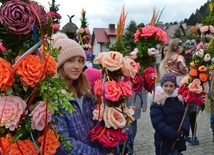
[150,74,190,155]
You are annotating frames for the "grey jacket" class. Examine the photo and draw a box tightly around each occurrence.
[126,87,148,119]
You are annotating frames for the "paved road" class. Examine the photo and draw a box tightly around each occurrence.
[132,93,214,155]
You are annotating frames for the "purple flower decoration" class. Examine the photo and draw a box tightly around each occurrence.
[48,11,62,19]
[31,1,48,25]
[85,50,93,60]
[0,0,35,35]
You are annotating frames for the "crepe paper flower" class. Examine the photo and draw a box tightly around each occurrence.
[85,50,93,60]
[190,61,195,67]
[210,25,214,33]
[189,68,198,77]
[103,106,126,129]
[0,43,6,52]
[15,54,46,87]
[188,78,203,94]
[134,25,167,43]
[129,48,138,60]
[199,72,209,82]
[200,26,209,33]
[0,0,35,35]
[200,25,214,34]
[95,51,124,72]
[118,81,132,98]
[0,96,26,131]
[38,129,60,155]
[124,73,144,93]
[143,67,157,93]
[178,85,188,95]
[0,58,15,91]
[180,74,192,85]
[52,23,60,31]
[29,101,52,131]
[93,104,104,121]
[42,52,57,76]
[195,49,204,58]
[31,1,48,25]
[121,57,138,78]
[198,65,207,72]
[47,11,61,19]
[0,134,12,154]
[182,89,197,104]
[93,79,103,99]
[195,92,206,106]
[204,53,211,61]
[9,139,39,155]
[104,80,122,102]
[147,48,159,56]
[99,127,128,148]
[90,123,128,148]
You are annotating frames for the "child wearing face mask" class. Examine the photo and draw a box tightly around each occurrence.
[159,38,189,86]
[150,74,190,155]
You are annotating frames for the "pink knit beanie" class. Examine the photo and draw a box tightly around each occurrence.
[84,68,101,89]
[51,32,86,69]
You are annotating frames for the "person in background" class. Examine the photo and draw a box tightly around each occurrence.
[84,67,101,90]
[126,87,148,155]
[161,43,169,60]
[159,38,189,86]
[50,32,106,155]
[150,73,190,155]
[210,98,214,142]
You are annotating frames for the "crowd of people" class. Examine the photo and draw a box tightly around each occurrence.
[48,31,212,155]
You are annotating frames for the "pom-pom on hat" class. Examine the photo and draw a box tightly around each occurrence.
[84,68,101,89]
[51,32,86,69]
[161,73,177,87]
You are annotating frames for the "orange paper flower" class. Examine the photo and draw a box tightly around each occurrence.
[0,57,15,91]
[189,68,198,77]
[199,72,208,82]
[38,129,60,155]
[0,134,12,154]
[42,51,57,76]
[9,139,39,155]
[15,54,45,87]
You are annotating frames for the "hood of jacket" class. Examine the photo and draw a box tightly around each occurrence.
[153,86,183,105]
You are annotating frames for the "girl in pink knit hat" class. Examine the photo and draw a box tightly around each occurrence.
[51,32,107,155]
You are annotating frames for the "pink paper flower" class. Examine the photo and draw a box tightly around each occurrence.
[118,81,132,97]
[98,52,124,72]
[0,43,6,52]
[188,78,203,94]
[29,101,52,131]
[93,79,103,99]
[104,81,122,102]
[121,57,138,78]
[103,106,126,129]
[129,48,138,60]
[93,104,104,121]
[0,96,26,131]
[52,23,60,31]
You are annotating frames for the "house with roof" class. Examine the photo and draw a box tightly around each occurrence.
[91,24,117,58]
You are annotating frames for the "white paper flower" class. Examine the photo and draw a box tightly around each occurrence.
[204,54,211,62]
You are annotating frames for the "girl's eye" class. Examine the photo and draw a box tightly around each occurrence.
[68,59,74,62]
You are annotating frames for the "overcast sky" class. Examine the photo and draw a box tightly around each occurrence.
[37,0,208,32]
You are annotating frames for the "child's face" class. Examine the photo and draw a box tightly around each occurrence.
[162,81,176,95]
